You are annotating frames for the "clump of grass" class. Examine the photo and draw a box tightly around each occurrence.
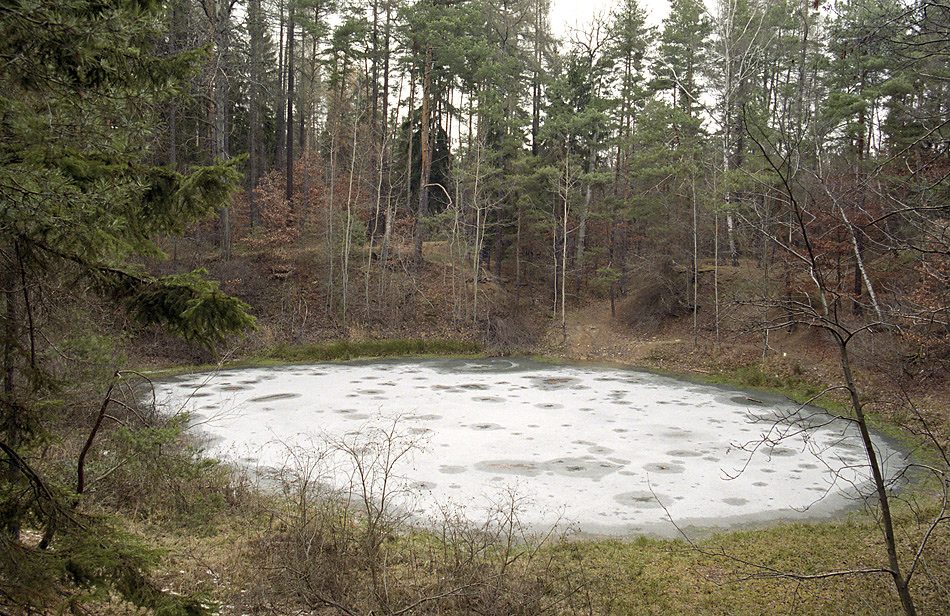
[712,363,846,413]
[258,338,480,363]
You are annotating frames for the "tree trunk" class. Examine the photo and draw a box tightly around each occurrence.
[211,0,231,260]
[405,59,415,244]
[1,247,20,541]
[837,340,917,616]
[247,0,263,229]
[414,44,432,271]
[286,6,295,203]
[576,128,599,284]
[275,0,286,167]
[167,1,180,169]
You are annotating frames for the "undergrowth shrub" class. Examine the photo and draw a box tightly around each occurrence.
[618,258,689,330]
[482,314,538,355]
[90,415,238,531]
[236,424,591,616]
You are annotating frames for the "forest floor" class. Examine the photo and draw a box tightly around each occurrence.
[539,296,840,395]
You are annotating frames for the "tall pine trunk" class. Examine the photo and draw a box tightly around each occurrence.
[286,6,295,203]
[414,44,432,271]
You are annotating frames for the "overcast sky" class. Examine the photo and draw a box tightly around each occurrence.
[549,0,671,37]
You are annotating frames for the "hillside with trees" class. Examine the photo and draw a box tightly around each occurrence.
[1,0,949,615]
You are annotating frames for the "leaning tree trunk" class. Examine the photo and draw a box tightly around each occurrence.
[836,338,918,616]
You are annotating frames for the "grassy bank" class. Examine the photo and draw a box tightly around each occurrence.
[153,473,948,616]
[255,338,481,363]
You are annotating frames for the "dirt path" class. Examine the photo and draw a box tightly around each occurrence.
[545,300,688,366]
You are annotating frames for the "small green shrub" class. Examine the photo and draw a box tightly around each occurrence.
[90,413,234,532]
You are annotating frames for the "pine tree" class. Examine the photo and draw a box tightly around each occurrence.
[0,0,253,610]
[656,0,711,119]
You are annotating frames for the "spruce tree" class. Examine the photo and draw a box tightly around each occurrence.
[0,0,253,612]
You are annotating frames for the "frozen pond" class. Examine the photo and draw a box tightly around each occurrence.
[156,357,908,537]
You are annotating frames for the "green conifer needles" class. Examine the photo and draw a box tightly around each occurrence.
[0,0,255,350]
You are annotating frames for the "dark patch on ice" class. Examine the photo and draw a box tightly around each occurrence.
[471,423,504,431]
[643,462,685,474]
[250,393,301,403]
[439,465,466,474]
[614,491,665,508]
[662,429,692,439]
[667,449,702,457]
[723,497,748,506]
[406,414,442,421]
[475,460,540,476]
[473,396,506,403]
[432,384,460,392]
[530,376,582,390]
[547,457,621,480]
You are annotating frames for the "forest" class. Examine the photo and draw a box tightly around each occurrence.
[148,0,950,343]
[1,0,950,615]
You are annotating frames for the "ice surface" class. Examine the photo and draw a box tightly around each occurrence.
[155,357,908,537]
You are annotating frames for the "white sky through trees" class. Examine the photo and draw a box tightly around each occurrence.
[550,0,672,36]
